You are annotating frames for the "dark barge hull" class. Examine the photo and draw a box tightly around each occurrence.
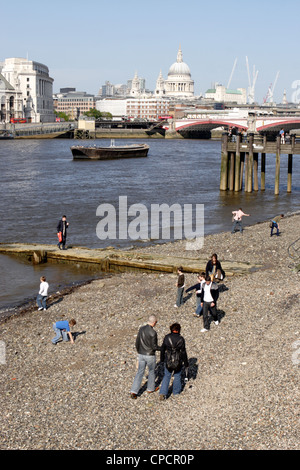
[71,144,149,160]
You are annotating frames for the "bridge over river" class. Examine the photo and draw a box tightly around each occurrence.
[171,113,300,136]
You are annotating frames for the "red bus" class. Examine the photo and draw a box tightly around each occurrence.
[158,115,173,121]
[10,118,27,124]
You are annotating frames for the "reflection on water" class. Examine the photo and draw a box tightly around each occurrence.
[0,138,299,309]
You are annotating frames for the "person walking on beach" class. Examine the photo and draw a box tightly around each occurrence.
[186,272,205,317]
[159,323,189,400]
[130,315,160,399]
[57,215,69,250]
[231,208,250,234]
[51,318,76,345]
[174,266,185,308]
[200,275,219,332]
[270,214,284,237]
[37,276,49,311]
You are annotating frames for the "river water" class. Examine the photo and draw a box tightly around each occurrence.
[0,137,299,313]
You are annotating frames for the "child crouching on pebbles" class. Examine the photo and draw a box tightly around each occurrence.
[51,319,76,345]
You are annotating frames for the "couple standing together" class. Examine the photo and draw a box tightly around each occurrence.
[130,315,189,401]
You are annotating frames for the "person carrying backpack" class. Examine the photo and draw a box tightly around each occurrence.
[159,323,188,400]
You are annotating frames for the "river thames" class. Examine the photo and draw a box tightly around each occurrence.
[0,137,299,311]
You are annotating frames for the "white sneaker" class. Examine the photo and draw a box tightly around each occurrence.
[174,304,178,308]
[43,308,47,311]
[38,307,43,311]
[201,328,208,333]
[214,321,219,325]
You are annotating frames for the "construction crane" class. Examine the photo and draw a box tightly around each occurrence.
[246,56,258,104]
[227,58,238,89]
[263,71,280,104]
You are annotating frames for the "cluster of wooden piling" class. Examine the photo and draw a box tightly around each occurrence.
[220,132,300,194]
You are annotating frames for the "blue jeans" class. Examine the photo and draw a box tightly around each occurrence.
[159,365,183,396]
[195,302,203,316]
[232,220,243,233]
[131,354,156,394]
[271,222,279,236]
[51,324,69,344]
[176,287,184,306]
[37,294,47,309]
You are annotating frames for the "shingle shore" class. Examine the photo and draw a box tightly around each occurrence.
[0,215,299,450]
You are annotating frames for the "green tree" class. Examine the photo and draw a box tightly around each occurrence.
[84,108,112,120]
[54,111,70,122]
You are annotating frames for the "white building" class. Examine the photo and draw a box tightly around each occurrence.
[0,72,23,123]
[155,46,194,99]
[205,85,247,105]
[96,98,127,118]
[0,57,55,122]
[96,97,170,121]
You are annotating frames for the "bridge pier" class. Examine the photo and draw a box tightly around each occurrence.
[219,132,300,194]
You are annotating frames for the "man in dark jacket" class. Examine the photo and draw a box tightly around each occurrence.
[57,215,69,250]
[200,275,219,332]
[159,323,188,400]
[130,315,160,399]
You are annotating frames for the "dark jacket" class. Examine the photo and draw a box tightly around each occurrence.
[185,282,203,298]
[57,219,68,237]
[160,332,188,372]
[135,324,160,356]
[200,282,219,303]
[205,260,225,279]
[177,273,185,288]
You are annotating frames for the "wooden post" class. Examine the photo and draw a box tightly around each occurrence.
[261,153,266,191]
[247,133,254,192]
[220,132,229,191]
[240,152,245,191]
[235,133,241,192]
[291,133,296,153]
[287,154,293,193]
[253,153,258,191]
[275,135,280,195]
[229,152,235,191]
[244,152,249,192]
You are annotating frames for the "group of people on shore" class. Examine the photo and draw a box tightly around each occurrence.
[176,253,224,329]
[130,252,225,401]
[35,209,284,399]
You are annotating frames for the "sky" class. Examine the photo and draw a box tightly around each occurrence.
[1,0,300,104]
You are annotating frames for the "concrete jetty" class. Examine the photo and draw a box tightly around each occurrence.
[0,242,262,276]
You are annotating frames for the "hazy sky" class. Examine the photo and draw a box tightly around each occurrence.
[1,0,300,103]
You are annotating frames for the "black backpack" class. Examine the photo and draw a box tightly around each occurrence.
[166,336,182,371]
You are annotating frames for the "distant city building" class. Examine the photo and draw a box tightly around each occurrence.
[60,87,76,94]
[96,97,170,120]
[205,84,247,105]
[126,97,169,120]
[0,72,23,123]
[155,46,194,99]
[96,98,127,118]
[127,73,147,97]
[53,89,95,120]
[0,57,55,122]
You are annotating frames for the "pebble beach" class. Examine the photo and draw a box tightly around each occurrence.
[0,214,299,451]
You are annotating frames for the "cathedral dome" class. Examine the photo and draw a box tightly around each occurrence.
[168,46,191,77]
[154,46,194,98]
